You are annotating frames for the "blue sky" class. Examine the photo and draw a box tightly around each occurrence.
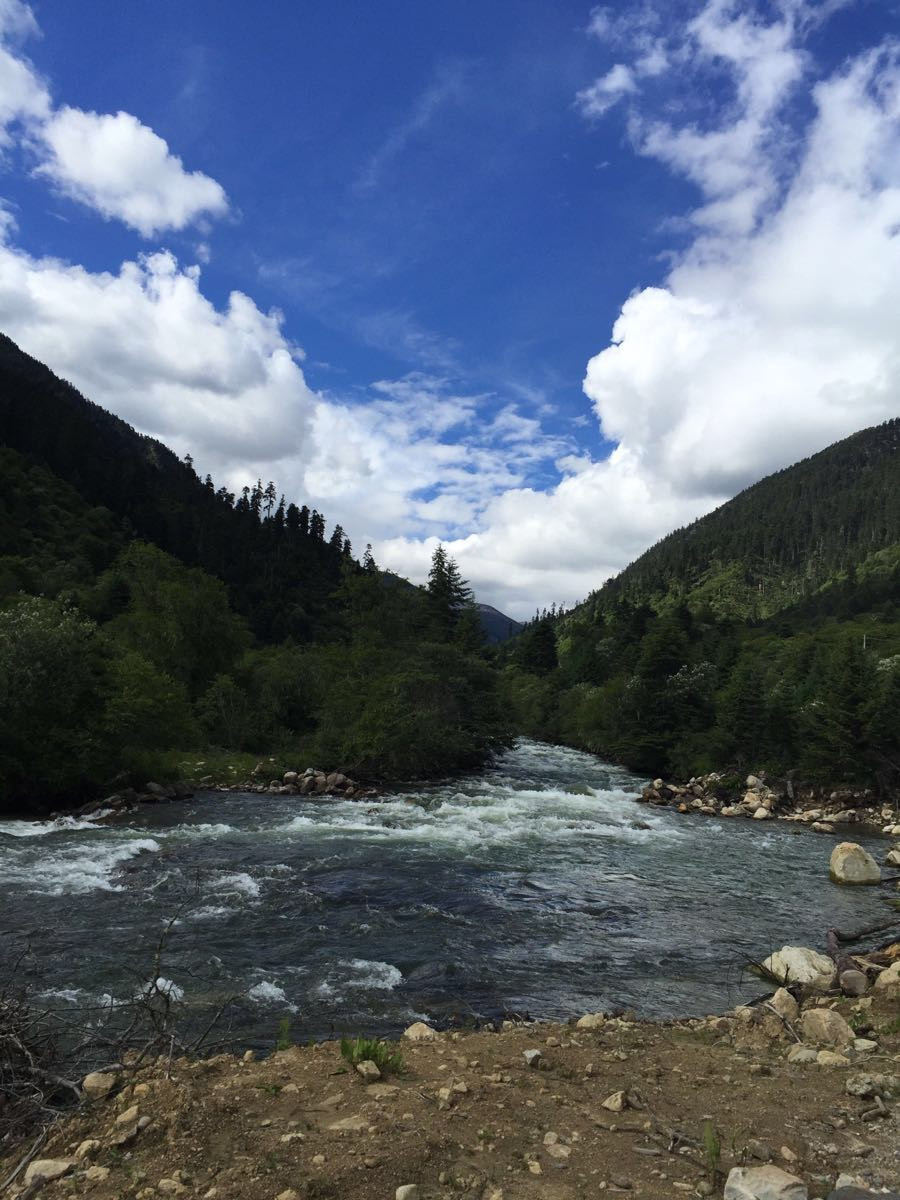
[1,0,899,614]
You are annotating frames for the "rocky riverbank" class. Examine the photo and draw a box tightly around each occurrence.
[638,772,900,838]
[3,942,899,1200]
[68,767,378,823]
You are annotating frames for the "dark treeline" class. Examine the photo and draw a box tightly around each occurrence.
[503,419,900,792]
[0,337,510,814]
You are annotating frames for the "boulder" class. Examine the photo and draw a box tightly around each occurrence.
[829,842,881,885]
[24,1160,77,1186]
[753,807,771,820]
[724,1165,807,1199]
[800,1008,854,1048]
[769,988,799,1022]
[575,1012,605,1029]
[874,960,900,992]
[761,946,835,992]
[402,1021,436,1041]
[283,771,298,784]
[82,1070,117,1098]
[885,848,900,867]
[839,969,867,997]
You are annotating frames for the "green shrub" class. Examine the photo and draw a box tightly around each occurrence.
[339,1036,404,1075]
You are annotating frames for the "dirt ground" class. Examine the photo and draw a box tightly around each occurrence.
[4,986,899,1200]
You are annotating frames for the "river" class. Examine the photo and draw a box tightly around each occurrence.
[0,739,891,1048]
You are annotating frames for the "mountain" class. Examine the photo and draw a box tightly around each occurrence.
[585,419,900,623]
[476,603,524,644]
[0,335,510,812]
[505,419,900,789]
[0,334,349,644]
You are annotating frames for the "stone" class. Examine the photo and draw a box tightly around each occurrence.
[575,1012,606,1029]
[116,1103,140,1125]
[753,807,771,820]
[282,772,299,784]
[74,1139,101,1160]
[874,960,900,991]
[601,1090,628,1111]
[723,1165,808,1199]
[770,988,799,1022]
[276,1192,301,1200]
[786,1044,817,1064]
[23,1160,77,1186]
[157,1182,187,1196]
[839,969,868,997]
[747,775,762,788]
[761,946,835,992]
[328,1114,370,1132]
[829,842,881,885]
[827,1190,900,1200]
[82,1070,117,1098]
[816,1050,850,1067]
[355,1059,381,1081]
[84,1165,110,1182]
[396,1189,420,1200]
[523,1049,542,1067]
[403,1021,436,1041]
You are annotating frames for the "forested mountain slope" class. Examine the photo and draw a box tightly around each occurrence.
[505,420,900,790]
[585,419,900,622]
[0,335,348,643]
[0,336,509,813]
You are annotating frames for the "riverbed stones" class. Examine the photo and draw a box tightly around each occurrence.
[761,946,835,991]
[724,1165,807,1199]
[829,842,881,885]
[800,1008,855,1048]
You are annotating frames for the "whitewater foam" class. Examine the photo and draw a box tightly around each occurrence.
[0,837,161,895]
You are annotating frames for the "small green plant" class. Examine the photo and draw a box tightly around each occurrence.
[880,1014,900,1037]
[339,1035,405,1075]
[275,1016,294,1051]
[254,1082,282,1096]
[702,1120,722,1183]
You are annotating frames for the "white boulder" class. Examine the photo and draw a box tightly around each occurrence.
[829,841,881,885]
[760,946,834,992]
[724,1164,807,1199]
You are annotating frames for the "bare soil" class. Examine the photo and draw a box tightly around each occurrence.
[4,989,899,1200]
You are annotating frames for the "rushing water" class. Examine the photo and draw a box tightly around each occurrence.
[0,739,892,1046]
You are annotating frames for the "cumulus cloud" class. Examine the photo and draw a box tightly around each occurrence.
[1,0,898,619]
[36,108,228,236]
[0,3,226,235]
[0,241,317,461]
[378,2,900,615]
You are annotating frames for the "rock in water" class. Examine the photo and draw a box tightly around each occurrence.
[724,1165,808,1199]
[761,946,834,992]
[829,842,881,885]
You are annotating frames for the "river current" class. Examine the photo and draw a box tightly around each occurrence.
[0,740,890,1047]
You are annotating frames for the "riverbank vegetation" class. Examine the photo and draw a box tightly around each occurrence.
[502,419,900,791]
[0,337,510,815]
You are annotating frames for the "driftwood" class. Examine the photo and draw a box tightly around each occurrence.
[826,927,863,980]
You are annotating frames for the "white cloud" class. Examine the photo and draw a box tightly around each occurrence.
[36,108,228,236]
[378,4,900,616]
[0,0,897,621]
[575,64,638,118]
[0,3,227,235]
